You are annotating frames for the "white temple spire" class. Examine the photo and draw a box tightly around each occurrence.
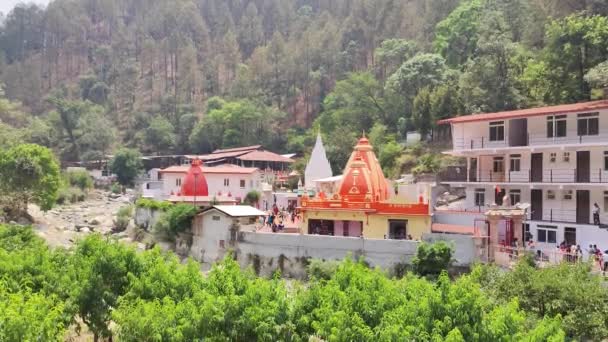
[305,132,333,189]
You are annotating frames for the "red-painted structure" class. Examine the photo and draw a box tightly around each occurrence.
[179,159,209,197]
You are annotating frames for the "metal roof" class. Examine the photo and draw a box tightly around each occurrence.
[204,205,267,217]
[437,100,608,124]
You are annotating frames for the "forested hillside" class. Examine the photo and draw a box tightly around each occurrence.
[1,0,608,175]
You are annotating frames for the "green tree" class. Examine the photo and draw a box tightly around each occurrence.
[434,0,484,66]
[0,144,61,213]
[66,234,143,341]
[412,87,433,137]
[412,241,454,278]
[109,148,143,186]
[244,190,260,206]
[145,116,175,155]
[525,14,608,104]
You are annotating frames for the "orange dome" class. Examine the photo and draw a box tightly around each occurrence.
[339,153,373,200]
[180,159,209,196]
[341,135,390,201]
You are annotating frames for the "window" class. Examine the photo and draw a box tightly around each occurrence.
[343,221,350,237]
[175,178,182,186]
[604,191,608,212]
[489,121,505,141]
[509,154,521,172]
[212,215,221,221]
[223,178,229,186]
[549,153,557,163]
[240,179,246,188]
[563,152,570,162]
[537,226,557,243]
[547,115,567,138]
[563,190,573,200]
[547,190,555,200]
[474,189,485,207]
[604,152,608,171]
[250,180,254,188]
[493,157,504,173]
[577,112,599,136]
[509,189,521,205]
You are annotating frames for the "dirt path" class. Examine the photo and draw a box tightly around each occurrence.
[29,189,135,248]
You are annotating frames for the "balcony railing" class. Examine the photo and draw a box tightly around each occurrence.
[527,209,603,225]
[453,133,608,151]
[440,168,608,183]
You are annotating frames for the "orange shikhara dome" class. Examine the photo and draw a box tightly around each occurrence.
[339,135,390,201]
[180,159,209,196]
[338,152,373,199]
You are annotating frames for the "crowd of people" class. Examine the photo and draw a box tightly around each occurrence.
[502,238,608,275]
[259,203,300,233]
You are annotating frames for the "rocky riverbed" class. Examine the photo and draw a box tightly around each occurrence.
[28,189,140,248]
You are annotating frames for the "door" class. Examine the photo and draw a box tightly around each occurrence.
[576,190,590,224]
[495,188,506,205]
[469,158,477,182]
[531,153,543,182]
[531,189,543,221]
[508,118,528,146]
[576,151,590,183]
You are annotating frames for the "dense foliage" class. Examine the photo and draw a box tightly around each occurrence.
[1,0,607,175]
[3,224,608,340]
[0,144,61,216]
[109,148,143,186]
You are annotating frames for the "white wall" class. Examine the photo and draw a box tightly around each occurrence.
[162,171,263,201]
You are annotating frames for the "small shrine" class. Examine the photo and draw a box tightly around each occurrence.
[168,159,236,206]
[299,135,431,239]
[304,133,333,189]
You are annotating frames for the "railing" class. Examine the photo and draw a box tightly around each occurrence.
[528,132,608,146]
[453,132,608,151]
[493,245,605,272]
[453,137,508,150]
[441,167,608,183]
[526,209,603,225]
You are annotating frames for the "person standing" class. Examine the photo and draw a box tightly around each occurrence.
[593,203,600,225]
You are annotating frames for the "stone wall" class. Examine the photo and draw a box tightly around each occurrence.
[226,232,476,278]
[134,207,163,231]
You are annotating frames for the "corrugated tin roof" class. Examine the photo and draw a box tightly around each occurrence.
[437,100,608,124]
[237,150,294,163]
[205,205,267,217]
[431,223,475,235]
[212,145,261,153]
[159,165,259,174]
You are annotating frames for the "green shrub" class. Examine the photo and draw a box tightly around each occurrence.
[65,170,93,191]
[412,241,454,278]
[135,198,173,211]
[153,204,197,241]
[244,190,260,206]
[110,182,122,194]
[113,205,133,233]
[56,187,86,205]
[307,259,340,280]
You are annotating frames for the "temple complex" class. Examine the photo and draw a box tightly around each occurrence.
[300,136,431,239]
[304,133,332,189]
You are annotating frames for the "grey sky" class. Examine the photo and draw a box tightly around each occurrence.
[0,0,51,16]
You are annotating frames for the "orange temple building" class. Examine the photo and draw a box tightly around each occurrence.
[300,136,431,239]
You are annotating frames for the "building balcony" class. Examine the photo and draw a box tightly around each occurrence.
[527,209,608,226]
[440,167,608,184]
[452,133,608,152]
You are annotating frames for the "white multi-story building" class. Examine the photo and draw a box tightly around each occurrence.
[438,100,608,250]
